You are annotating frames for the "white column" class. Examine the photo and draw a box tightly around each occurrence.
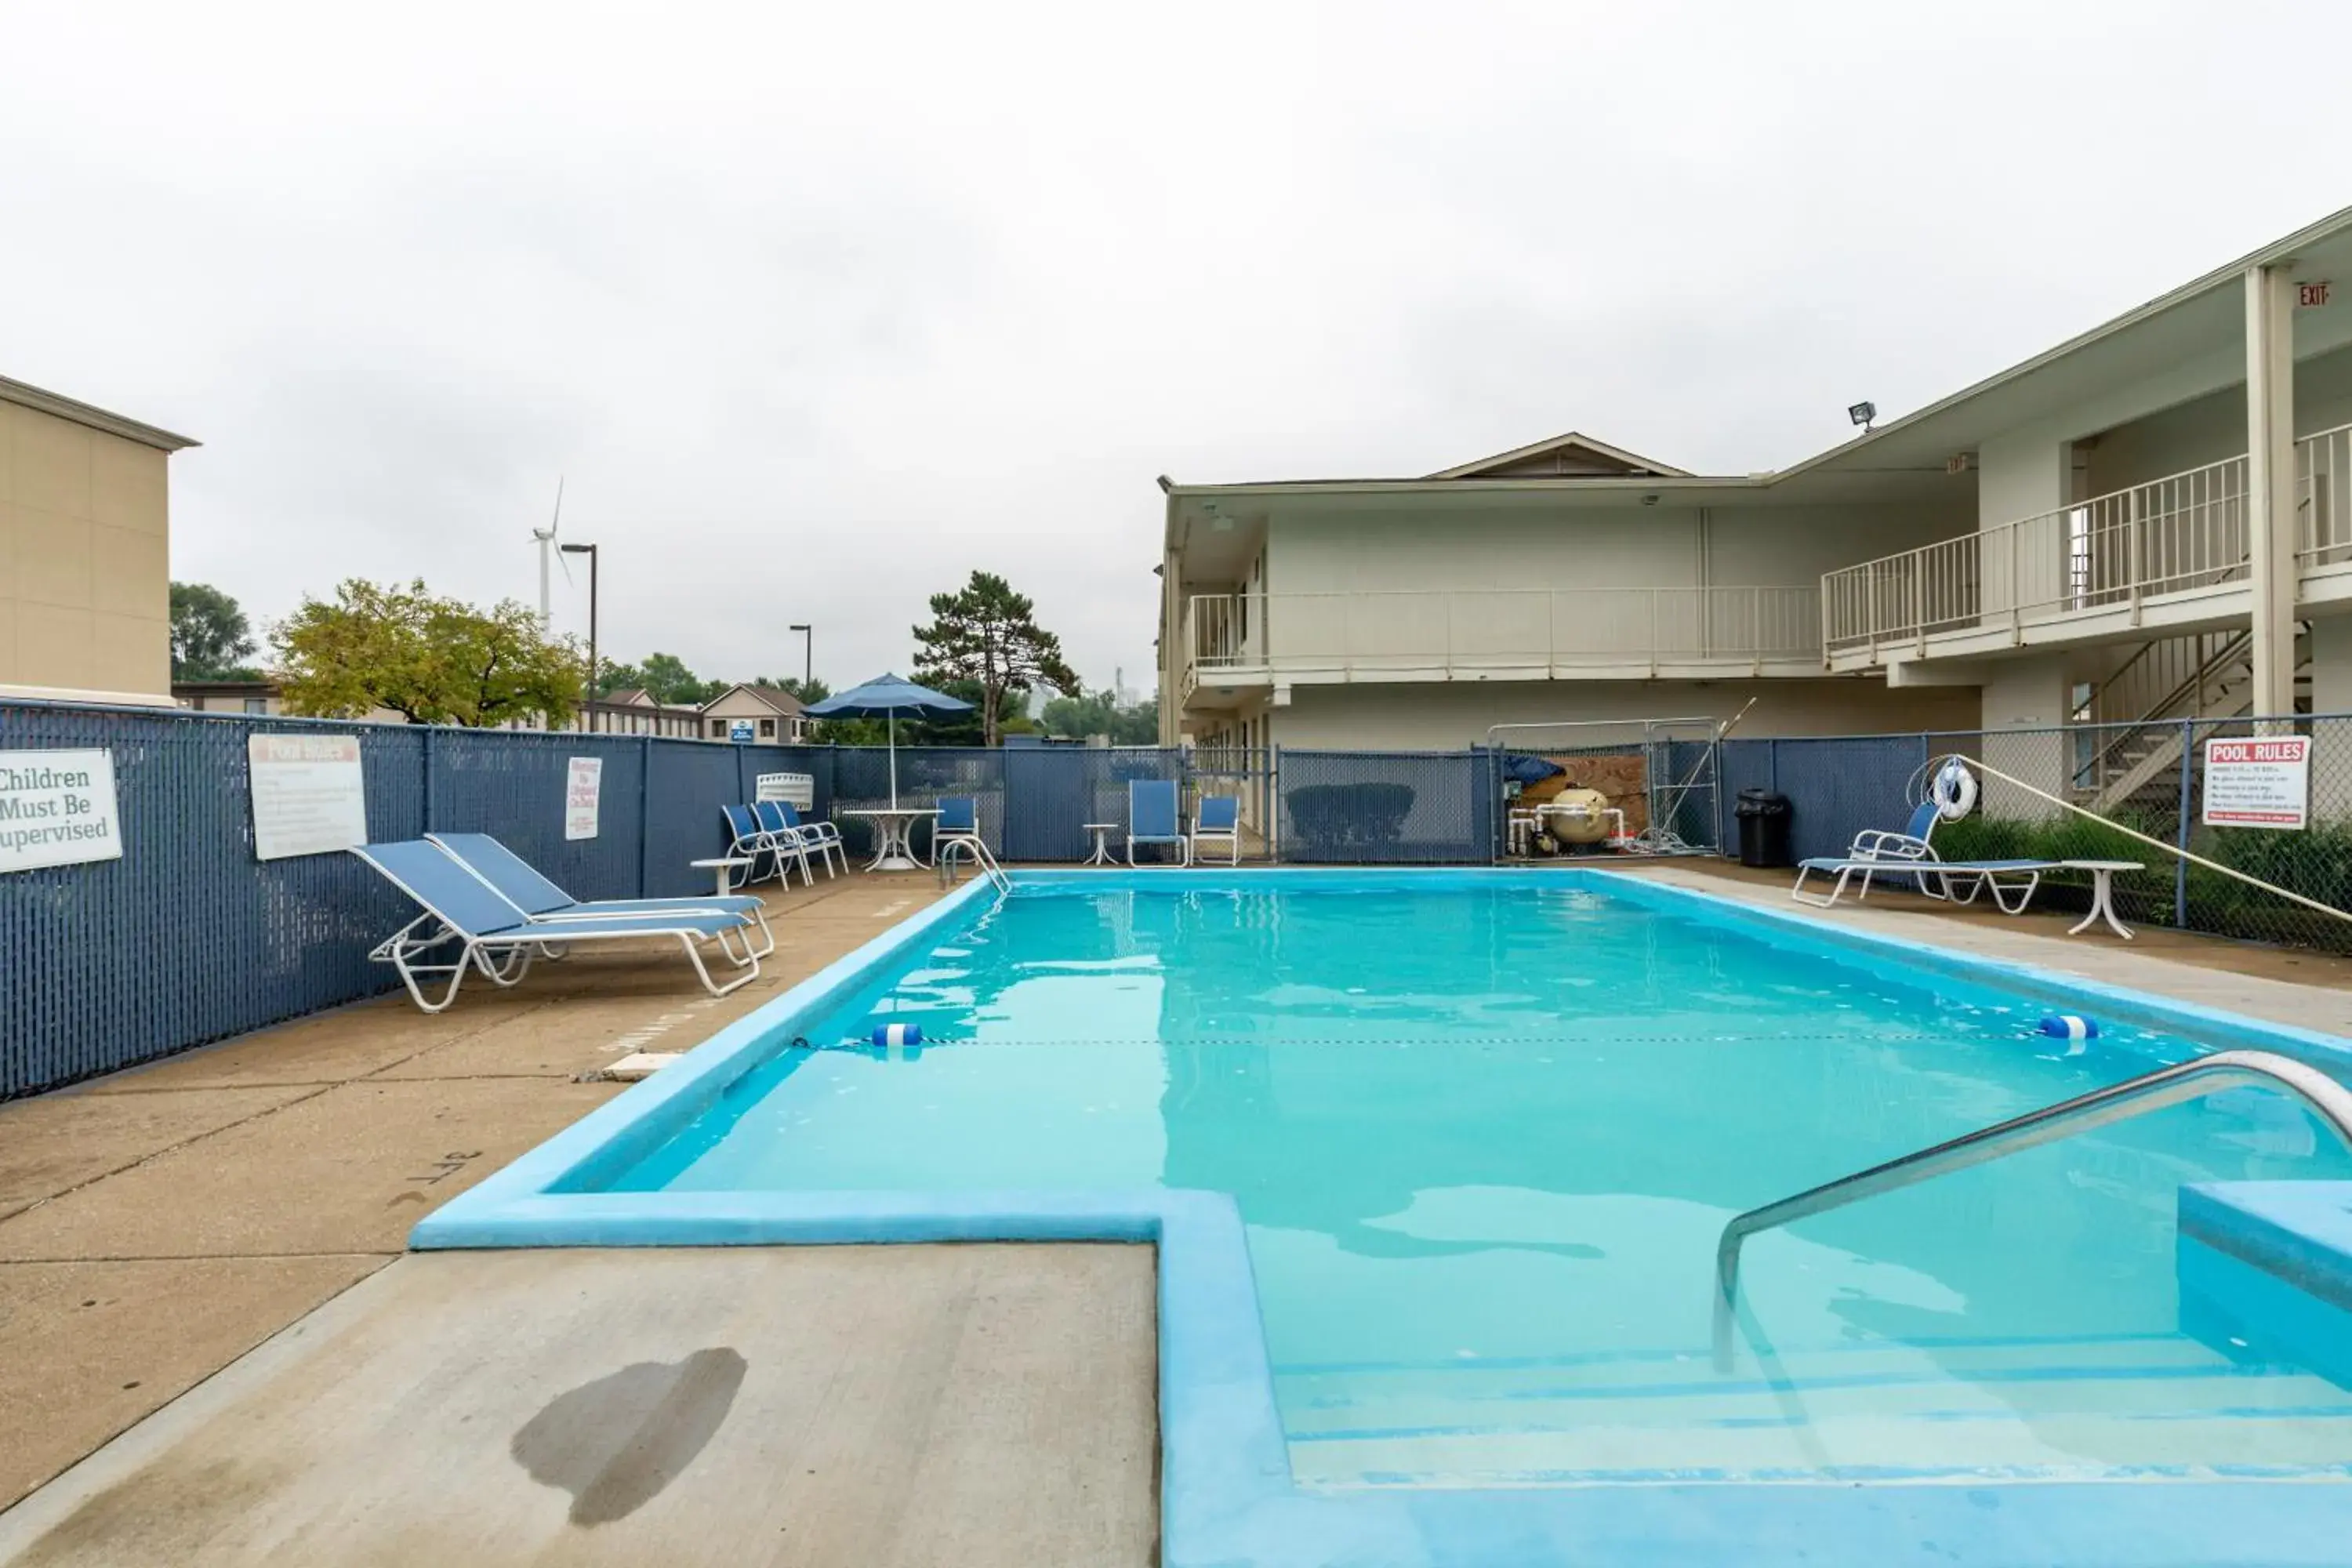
[2246,263,2299,728]
[1974,428,2070,630]
[1980,655,2073,819]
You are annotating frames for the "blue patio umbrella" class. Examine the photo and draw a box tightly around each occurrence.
[803,673,972,807]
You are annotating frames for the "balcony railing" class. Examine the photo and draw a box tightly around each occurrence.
[1824,422,2352,656]
[1185,586,1820,681]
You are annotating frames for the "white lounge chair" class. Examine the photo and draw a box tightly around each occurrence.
[426,831,774,959]
[1191,794,1241,865]
[1792,800,2055,913]
[354,840,762,1012]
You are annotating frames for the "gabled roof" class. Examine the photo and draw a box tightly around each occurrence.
[700,683,808,716]
[603,688,653,706]
[1425,430,1689,481]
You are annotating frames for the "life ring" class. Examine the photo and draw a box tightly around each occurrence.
[1931,758,1978,821]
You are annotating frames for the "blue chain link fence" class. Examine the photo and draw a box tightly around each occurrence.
[6,697,2349,1098]
[0,702,830,1098]
[1726,713,2352,953]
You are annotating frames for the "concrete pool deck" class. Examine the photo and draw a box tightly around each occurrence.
[4,858,2351,1564]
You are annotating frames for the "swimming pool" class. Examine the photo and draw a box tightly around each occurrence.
[418,869,2352,1565]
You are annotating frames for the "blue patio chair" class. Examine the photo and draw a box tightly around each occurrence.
[771,800,848,876]
[1191,794,1240,865]
[934,795,984,862]
[426,832,773,959]
[721,803,795,888]
[1791,800,2055,913]
[1128,778,1190,867]
[353,840,762,1012]
[753,800,837,883]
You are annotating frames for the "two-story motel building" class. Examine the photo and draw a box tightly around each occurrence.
[1158,204,2352,811]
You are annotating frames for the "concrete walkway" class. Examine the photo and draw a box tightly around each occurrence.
[0,872,977,1515]
[0,1246,1156,1568]
[1646,860,2352,1036]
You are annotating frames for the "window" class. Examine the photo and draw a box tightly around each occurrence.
[759,717,775,739]
[243,698,269,715]
[710,719,726,737]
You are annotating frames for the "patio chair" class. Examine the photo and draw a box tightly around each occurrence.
[1791,800,2055,913]
[426,831,773,960]
[353,840,762,1013]
[753,800,841,882]
[934,795,985,869]
[721,803,800,887]
[771,800,848,876]
[1191,794,1241,865]
[1128,778,1191,866]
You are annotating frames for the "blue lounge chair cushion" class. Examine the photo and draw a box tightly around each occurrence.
[357,841,746,940]
[430,832,763,917]
[1197,796,1239,832]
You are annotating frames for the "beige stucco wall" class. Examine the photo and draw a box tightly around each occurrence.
[0,401,172,695]
[1263,678,1980,751]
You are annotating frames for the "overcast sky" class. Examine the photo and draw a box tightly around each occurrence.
[5,0,2347,697]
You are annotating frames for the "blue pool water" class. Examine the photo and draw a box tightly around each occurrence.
[601,879,2352,1487]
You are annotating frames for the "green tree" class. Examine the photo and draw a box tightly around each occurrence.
[760,676,830,706]
[911,571,1080,746]
[169,582,260,680]
[906,677,1029,747]
[638,652,724,706]
[1042,688,1159,744]
[595,659,646,699]
[273,579,584,728]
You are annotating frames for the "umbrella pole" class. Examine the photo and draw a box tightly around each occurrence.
[888,711,898,809]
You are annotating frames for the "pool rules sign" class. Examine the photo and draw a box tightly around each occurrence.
[2203,737,2310,830]
[0,750,122,872]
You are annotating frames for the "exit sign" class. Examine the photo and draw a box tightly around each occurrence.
[2299,281,2332,309]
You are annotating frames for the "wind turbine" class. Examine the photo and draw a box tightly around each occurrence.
[531,478,569,626]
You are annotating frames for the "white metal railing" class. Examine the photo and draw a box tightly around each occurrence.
[2303,422,2352,571]
[1185,586,1818,677]
[1824,421,2352,655]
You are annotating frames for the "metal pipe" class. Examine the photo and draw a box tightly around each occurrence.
[1712,1048,2352,1369]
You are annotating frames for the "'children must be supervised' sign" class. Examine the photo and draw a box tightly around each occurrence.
[0,750,123,873]
[2203,737,2311,830]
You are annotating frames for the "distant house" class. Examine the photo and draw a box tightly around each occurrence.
[173,678,701,735]
[588,688,703,737]
[697,684,810,743]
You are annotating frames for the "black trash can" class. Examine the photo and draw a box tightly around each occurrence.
[1734,789,1793,869]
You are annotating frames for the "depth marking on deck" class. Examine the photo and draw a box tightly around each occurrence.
[607,997,718,1054]
[873,898,913,920]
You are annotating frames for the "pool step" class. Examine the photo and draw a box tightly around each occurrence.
[1277,1334,2352,1488]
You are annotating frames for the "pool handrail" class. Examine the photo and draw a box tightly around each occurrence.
[1711,1048,2352,1367]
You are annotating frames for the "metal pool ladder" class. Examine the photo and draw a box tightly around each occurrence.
[1711,1049,2352,1368]
[938,835,1011,895]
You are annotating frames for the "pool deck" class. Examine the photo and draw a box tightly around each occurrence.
[0,868,1160,1566]
[3,858,2350,1564]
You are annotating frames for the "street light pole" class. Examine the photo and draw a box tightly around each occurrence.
[561,542,599,732]
[789,622,812,689]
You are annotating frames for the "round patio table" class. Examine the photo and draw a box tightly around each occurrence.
[2062,859,2143,940]
[844,808,938,872]
[1082,824,1120,866]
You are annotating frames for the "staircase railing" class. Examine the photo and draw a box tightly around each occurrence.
[1713,1048,2352,1369]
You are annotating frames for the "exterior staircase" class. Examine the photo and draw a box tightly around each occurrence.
[2074,626,2313,815]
